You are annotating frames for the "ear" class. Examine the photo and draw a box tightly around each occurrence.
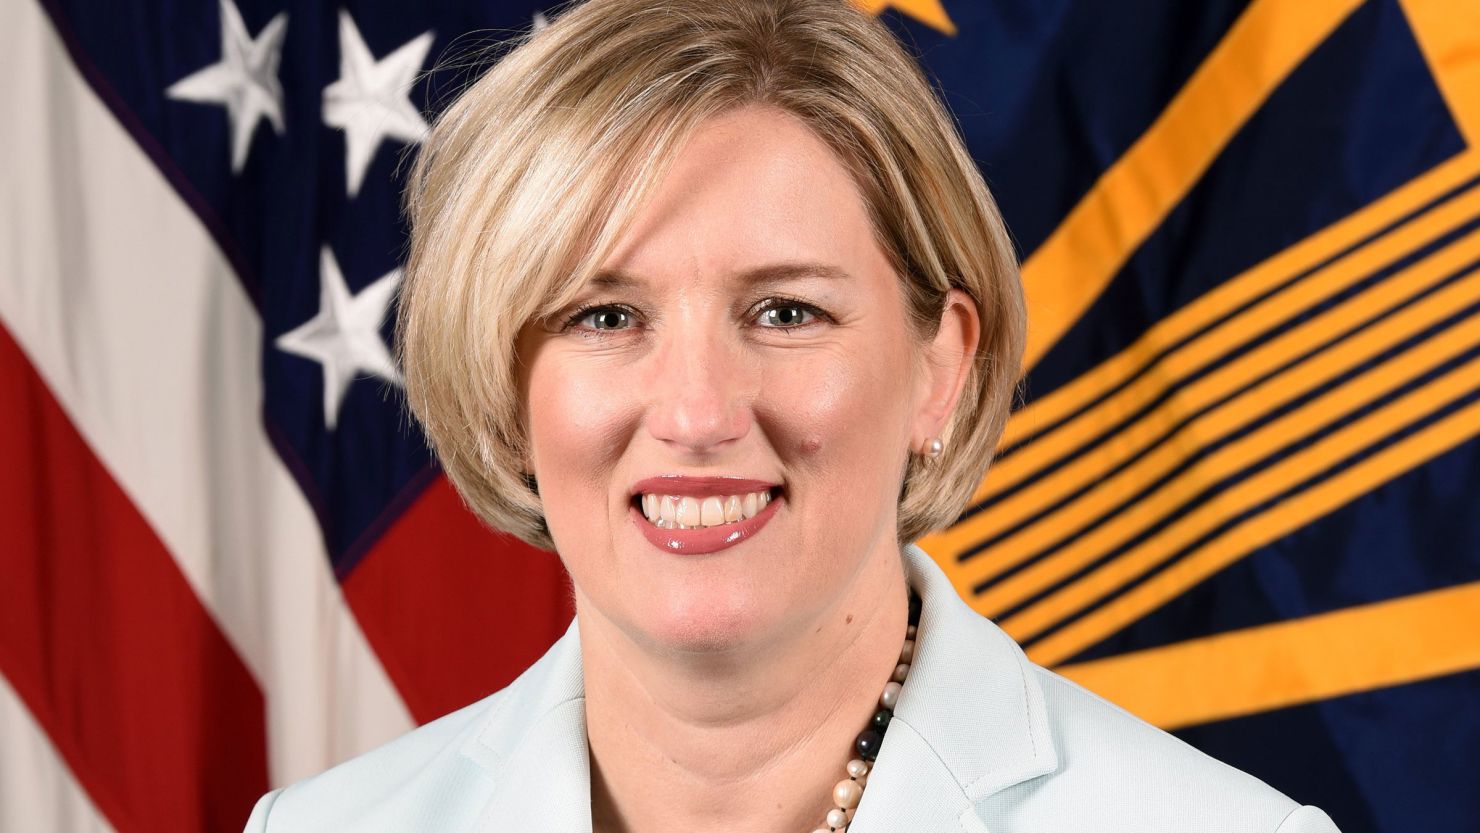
[913,288,980,449]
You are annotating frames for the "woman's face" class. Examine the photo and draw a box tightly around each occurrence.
[518,104,966,654]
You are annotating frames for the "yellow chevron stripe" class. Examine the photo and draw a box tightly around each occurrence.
[849,0,957,36]
[928,173,1480,581]
[1009,343,1480,648]
[964,228,1480,602]
[994,149,1480,463]
[979,278,1480,620]
[1054,581,1480,730]
[1400,0,1480,145]
[1019,0,1364,374]
[1022,358,1480,666]
[990,179,1480,516]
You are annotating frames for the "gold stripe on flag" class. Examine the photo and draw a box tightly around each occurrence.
[1025,358,1480,665]
[1018,0,1365,373]
[970,225,1480,612]
[1055,580,1480,729]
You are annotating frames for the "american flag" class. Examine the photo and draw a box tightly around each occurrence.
[2,1,1476,831]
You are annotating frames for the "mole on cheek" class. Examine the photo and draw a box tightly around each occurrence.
[801,437,823,455]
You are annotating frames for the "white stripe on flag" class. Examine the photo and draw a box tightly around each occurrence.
[0,674,117,833]
[0,0,414,790]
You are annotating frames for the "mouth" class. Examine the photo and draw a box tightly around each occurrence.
[628,485,785,555]
[629,485,784,530]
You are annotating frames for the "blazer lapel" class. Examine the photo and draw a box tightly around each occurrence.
[848,544,1061,832]
[462,617,594,833]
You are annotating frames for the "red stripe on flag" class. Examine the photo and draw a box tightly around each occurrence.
[0,321,269,833]
[343,476,574,724]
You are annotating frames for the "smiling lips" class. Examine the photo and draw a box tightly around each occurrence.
[638,489,773,529]
[629,476,783,554]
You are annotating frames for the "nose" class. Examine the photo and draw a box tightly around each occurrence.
[643,323,751,455]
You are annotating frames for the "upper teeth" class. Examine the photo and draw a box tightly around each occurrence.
[639,490,773,529]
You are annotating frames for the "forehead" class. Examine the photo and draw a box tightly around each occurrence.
[598,105,889,285]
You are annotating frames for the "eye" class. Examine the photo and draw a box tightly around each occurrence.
[754,300,823,329]
[565,304,638,332]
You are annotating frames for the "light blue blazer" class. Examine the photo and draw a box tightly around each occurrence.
[244,544,1341,832]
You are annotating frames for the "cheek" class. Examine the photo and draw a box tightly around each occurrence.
[526,357,637,527]
[760,340,913,502]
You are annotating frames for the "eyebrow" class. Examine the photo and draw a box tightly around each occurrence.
[587,261,855,289]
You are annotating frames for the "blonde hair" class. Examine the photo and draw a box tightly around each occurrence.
[398,0,1027,551]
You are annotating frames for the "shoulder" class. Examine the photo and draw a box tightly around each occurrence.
[894,544,1341,833]
[242,617,586,833]
[241,618,586,833]
[983,664,1339,833]
[242,689,508,833]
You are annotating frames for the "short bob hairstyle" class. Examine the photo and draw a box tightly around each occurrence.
[397,0,1027,552]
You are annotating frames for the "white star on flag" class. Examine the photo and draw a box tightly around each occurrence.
[276,246,403,430]
[322,10,434,198]
[166,0,287,173]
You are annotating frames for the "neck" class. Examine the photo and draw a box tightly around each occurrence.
[579,547,910,833]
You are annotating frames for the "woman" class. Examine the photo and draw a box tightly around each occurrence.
[246,0,1341,831]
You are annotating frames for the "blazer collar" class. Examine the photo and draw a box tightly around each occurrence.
[461,543,1059,832]
[463,615,593,833]
[848,544,1060,832]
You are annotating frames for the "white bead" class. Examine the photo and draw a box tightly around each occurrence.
[907,624,917,638]
[880,681,902,709]
[855,773,867,789]
[811,829,831,833]
[892,662,909,682]
[846,759,869,778]
[834,778,863,809]
[827,807,849,829]
[899,639,914,663]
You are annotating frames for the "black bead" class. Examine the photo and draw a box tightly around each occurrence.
[871,708,892,733]
[855,728,884,761]
[907,592,922,626]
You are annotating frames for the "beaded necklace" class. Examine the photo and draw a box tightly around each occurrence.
[808,590,921,833]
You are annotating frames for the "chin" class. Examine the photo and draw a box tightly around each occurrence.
[634,581,775,656]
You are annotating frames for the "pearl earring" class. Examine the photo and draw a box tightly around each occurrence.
[925,437,944,458]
